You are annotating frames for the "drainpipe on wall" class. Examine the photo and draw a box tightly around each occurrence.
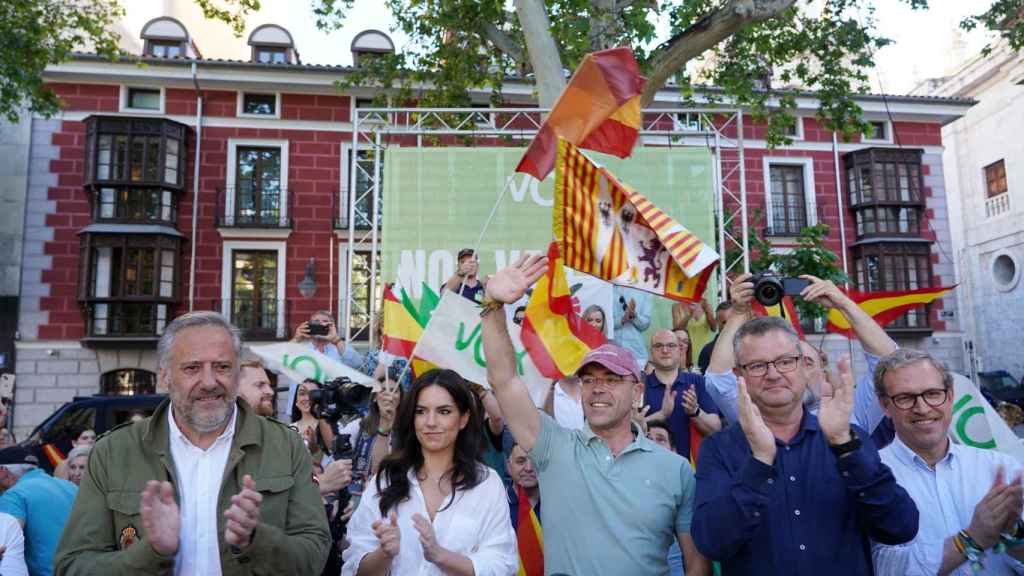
[189,62,204,311]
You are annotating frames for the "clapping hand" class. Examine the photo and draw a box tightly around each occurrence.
[737,377,776,465]
[372,511,401,559]
[484,254,547,304]
[657,385,678,420]
[224,475,263,550]
[968,466,1024,548]
[819,356,855,447]
[682,387,700,417]
[412,513,447,564]
[141,480,180,556]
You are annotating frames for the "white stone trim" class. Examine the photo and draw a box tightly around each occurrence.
[119,85,166,114]
[15,341,83,350]
[225,138,290,226]
[862,119,894,144]
[235,91,282,119]
[221,240,288,338]
[762,156,818,234]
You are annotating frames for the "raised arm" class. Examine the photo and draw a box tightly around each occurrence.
[800,275,896,357]
[708,274,755,375]
[481,254,549,453]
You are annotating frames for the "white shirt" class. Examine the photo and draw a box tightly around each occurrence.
[873,436,1024,575]
[0,512,28,576]
[553,380,585,431]
[342,466,517,576]
[168,406,237,576]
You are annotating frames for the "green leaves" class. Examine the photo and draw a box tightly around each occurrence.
[0,0,125,123]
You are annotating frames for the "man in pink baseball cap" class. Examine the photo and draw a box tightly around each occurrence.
[478,253,711,576]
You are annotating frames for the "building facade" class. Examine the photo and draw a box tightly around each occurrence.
[918,40,1024,380]
[6,15,974,437]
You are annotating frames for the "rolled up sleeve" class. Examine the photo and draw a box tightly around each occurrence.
[704,370,738,425]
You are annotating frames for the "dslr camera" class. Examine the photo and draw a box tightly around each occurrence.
[749,273,810,307]
[308,376,372,423]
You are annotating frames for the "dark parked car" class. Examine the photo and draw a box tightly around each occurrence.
[978,370,1024,409]
[4,394,165,473]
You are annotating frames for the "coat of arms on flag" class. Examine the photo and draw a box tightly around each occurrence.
[553,139,719,303]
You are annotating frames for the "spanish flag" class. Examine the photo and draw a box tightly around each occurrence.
[516,47,645,181]
[515,485,544,576]
[520,243,607,379]
[554,139,718,303]
[827,285,955,337]
[382,281,440,359]
[752,296,805,340]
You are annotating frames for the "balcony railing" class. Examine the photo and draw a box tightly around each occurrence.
[216,187,293,229]
[986,192,1011,219]
[332,188,381,231]
[84,301,169,340]
[209,297,291,340]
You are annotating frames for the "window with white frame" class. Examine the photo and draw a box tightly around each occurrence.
[762,158,816,236]
[237,92,280,118]
[121,87,165,113]
[221,241,287,339]
[864,120,892,143]
[224,139,290,228]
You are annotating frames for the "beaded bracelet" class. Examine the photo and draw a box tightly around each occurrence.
[479,298,504,318]
[957,530,986,572]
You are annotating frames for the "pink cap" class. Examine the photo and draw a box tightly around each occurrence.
[575,343,642,383]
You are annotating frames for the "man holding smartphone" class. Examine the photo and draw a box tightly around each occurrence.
[292,310,363,370]
[442,248,486,304]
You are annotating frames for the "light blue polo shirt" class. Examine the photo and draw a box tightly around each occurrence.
[529,412,695,576]
[0,468,77,576]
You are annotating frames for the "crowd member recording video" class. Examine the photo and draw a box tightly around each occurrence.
[294,310,364,370]
[342,369,517,575]
[292,379,335,462]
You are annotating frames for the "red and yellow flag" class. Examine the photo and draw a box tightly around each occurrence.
[516,47,645,181]
[381,283,421,358]
[520,243,607,379]
[553,139,718,303]
[752,296,805,340]
[515,485,544,576]
[826,285,955,337]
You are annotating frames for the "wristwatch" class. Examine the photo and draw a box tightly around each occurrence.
[688,406,701,418]
[829,428,862,458]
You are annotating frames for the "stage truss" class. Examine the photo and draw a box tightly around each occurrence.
[341,107,749,343]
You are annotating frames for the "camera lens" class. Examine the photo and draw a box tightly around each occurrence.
[754,276,784,307]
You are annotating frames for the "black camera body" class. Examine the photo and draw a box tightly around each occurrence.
[750,273,811,307]
[309,376,372,423]
[307,322,329,336]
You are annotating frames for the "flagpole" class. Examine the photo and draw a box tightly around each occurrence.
[398,175,516,387]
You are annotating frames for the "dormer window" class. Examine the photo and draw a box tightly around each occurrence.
[148,41,182,59]
[255,47,287,64]
[248,24,298,65]
[351,29,396,67]
[140,17,191,59]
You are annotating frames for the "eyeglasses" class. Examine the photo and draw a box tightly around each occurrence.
[739,354,802,377]
[652,342,679,351]
[580,375,636,388]
[885,388,950,410]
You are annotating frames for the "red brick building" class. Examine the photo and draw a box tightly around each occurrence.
[7,17,974,435]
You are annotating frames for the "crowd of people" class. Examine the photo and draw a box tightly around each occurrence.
[0,248,1018,575]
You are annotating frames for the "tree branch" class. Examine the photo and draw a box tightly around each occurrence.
[640,0,797,105]
[482,22,525,63]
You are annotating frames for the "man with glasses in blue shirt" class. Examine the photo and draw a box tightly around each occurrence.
[480,254,711,576]
[872,349,1024,575]
[691,313,918,575]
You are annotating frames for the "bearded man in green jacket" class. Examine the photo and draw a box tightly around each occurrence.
[55,311,330,575]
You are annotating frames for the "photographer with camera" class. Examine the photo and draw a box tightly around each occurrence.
[294,310,364,370]
[613,286,653,368]
[705,273,895,439]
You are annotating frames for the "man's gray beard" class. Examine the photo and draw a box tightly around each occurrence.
[171,383,237,433]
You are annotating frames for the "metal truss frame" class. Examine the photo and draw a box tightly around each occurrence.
[343,107,749,343]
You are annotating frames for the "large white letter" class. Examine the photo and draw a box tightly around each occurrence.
[428,250,455,290]
[398,250,426,299]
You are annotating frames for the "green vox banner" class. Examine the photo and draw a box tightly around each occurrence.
[381,147,719,334]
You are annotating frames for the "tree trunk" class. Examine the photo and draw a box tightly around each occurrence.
[640,0,797,106]
[514,0,566,108]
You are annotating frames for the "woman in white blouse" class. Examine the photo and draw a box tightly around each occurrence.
[342,369,517,576]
